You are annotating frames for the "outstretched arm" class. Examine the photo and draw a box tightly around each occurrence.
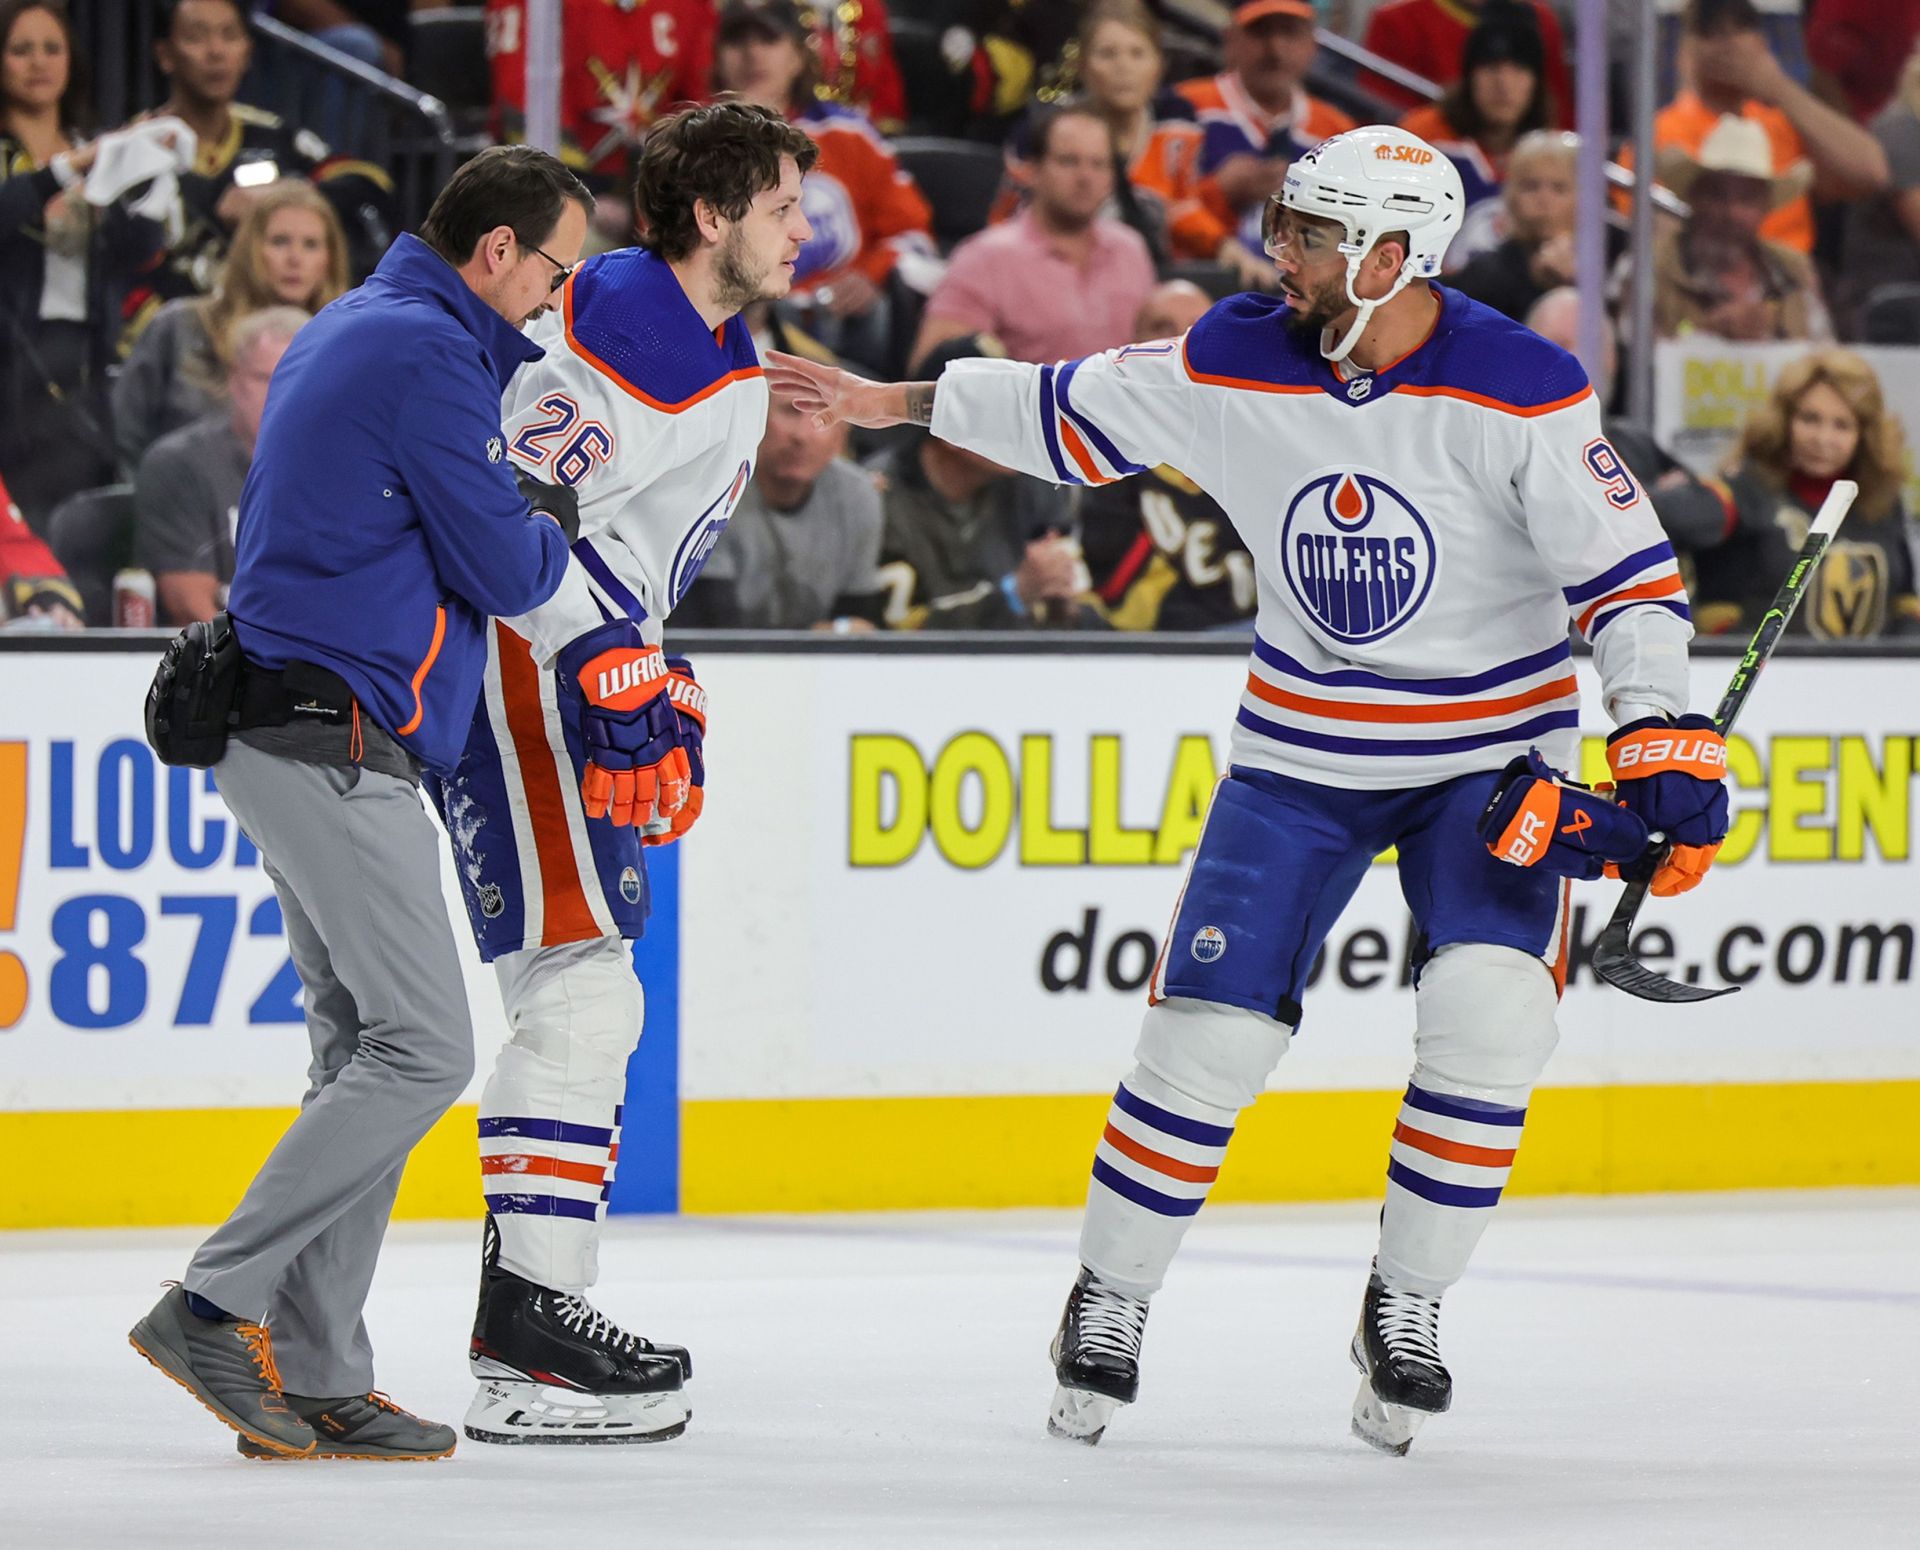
[765,351,936,430]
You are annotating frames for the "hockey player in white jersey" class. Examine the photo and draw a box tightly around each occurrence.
[768,125,1732,1454]
[423,102,817,1445]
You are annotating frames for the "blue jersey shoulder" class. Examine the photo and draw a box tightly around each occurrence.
[1410,288,1592,408]
[1183,293,1321,387]
[566,247,759,407]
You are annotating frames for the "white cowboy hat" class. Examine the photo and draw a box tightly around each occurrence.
[1656,113,1812,209]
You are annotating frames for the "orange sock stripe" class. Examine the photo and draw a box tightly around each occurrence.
[479,1153,606,1185]
[1391,1121,1518,1169]
[1101,1123,1220,1184]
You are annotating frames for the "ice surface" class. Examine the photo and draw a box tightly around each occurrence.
[5,1193,1917,1548]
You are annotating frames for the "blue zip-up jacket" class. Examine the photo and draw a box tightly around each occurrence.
[227,233,571,772]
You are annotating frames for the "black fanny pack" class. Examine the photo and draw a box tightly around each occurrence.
[145,613,357,769]
[145,612,246,768]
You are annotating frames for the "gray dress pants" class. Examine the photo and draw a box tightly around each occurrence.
[185,736,474,1396]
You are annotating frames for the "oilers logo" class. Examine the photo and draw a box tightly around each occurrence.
[668,459,752,609]
[1190,926,1227,963]
[1279,468,1437,644]
[795,174,859,284]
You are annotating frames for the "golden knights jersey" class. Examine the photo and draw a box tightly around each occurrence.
[501,247,766,662]
[932,287,1695,789]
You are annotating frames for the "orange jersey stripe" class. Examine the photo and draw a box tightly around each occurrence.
[1394,382,1595,417]
[493,622,601,946]
[394,605,446,737]
[480,1154,606,1186]
[1243,670,1579,725]
[1392,1121,1518,1169]
[1102,1123,1220,1184]
[1576,572,1686,635]
[1058,419,1116,485]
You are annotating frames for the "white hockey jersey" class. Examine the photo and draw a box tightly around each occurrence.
[500,246,767,661]
[933,287,1694,790]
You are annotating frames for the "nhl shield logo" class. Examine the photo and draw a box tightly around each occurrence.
[1279,468,1438,644]
[477,882,504,919]
[485,435,503,464]
[1345,374,1373,402]
[1190,925,1227,963]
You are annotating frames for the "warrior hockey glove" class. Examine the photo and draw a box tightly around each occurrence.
[1478,751,1651,880]
[557,620,691,828]
[1606,714,1730,897]
[642,656,706,848]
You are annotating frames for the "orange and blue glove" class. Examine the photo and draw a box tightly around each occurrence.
[556,620,691,828]
[642,656,706,847]
[1605,714,1731,896]
[1479,751,1652,879]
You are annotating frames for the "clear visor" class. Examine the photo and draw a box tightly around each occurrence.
[1261,200,1348,263]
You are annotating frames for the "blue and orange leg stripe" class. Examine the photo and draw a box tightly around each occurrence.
[1384,1085,1525,1209]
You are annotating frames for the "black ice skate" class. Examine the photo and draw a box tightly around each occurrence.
[1046,1266,1150,1445]
[464,1214,690,1445]
[1349,1262,1452,1456]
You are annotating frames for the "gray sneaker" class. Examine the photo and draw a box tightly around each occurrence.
[237,1392,457,1461]
[129,1284,317,1456]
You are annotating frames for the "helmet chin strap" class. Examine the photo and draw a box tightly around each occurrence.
[1318,243,1419,365]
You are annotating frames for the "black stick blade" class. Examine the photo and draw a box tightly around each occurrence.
[1592,911,1739,1003]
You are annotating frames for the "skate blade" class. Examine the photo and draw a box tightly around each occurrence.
[1047,1384,1119,1446]
[1350,1375,1428,1457]
[463,1379,691,1445]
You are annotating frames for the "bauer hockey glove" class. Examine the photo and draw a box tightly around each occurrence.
[1478,751,1651,880]
[642,656,706,847]
[557,620,692,828]
[1605,714,1731,897]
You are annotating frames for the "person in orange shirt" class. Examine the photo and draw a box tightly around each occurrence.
[1174,0,1354,261]
[1620,0,1887,256]
[1028,0,1269,290]
[714,0,933,369]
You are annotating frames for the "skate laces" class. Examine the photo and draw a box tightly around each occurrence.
[1375,1287,1443,1367]
[1078,1280,1149,1360]
[235,1320,287,1391]
[553,1293,646,1355]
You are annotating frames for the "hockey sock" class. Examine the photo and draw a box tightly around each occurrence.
[1078,1066,1237,1299]
[1376,1083,1527,1298]
[479,1100,623,1290]
[183,1290,235,1322]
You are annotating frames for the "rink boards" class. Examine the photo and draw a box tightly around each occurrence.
[1,641,1916,1227]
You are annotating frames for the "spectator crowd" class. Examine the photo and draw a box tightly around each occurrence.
[3,0,1917,640]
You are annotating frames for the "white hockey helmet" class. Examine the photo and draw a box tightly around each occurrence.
[1265,125,1464,363]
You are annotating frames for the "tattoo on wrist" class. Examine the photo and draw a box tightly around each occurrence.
[905,382,936,426]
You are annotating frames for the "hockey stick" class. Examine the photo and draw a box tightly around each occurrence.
[1592,478,1857,1003]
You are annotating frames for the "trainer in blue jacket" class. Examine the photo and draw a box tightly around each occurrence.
[130,148,601,1465]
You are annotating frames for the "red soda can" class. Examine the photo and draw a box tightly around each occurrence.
[113,568,156,628]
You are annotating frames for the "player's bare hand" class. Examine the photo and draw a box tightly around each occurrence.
[1529,232,1575,287]
[765,350,906,429]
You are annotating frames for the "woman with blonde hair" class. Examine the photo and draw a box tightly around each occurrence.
[113,178,347,468]
[1694,349,1920,638]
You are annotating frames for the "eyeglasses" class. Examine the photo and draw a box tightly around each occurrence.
[521,239,576,294]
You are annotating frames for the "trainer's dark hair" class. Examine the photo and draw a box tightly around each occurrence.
[418,145,593,267]
[159,0,249,38]
[631,99,818,263]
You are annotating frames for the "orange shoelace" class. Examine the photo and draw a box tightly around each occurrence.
[236,1320,286,1391]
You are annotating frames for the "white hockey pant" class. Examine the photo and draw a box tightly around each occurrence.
[479,936,643,1291]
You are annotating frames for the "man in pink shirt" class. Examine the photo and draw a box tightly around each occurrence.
[912,105,1156,366]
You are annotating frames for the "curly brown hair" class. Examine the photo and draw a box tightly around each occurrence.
[632,99,817,263]
[1734,349,1907,521]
